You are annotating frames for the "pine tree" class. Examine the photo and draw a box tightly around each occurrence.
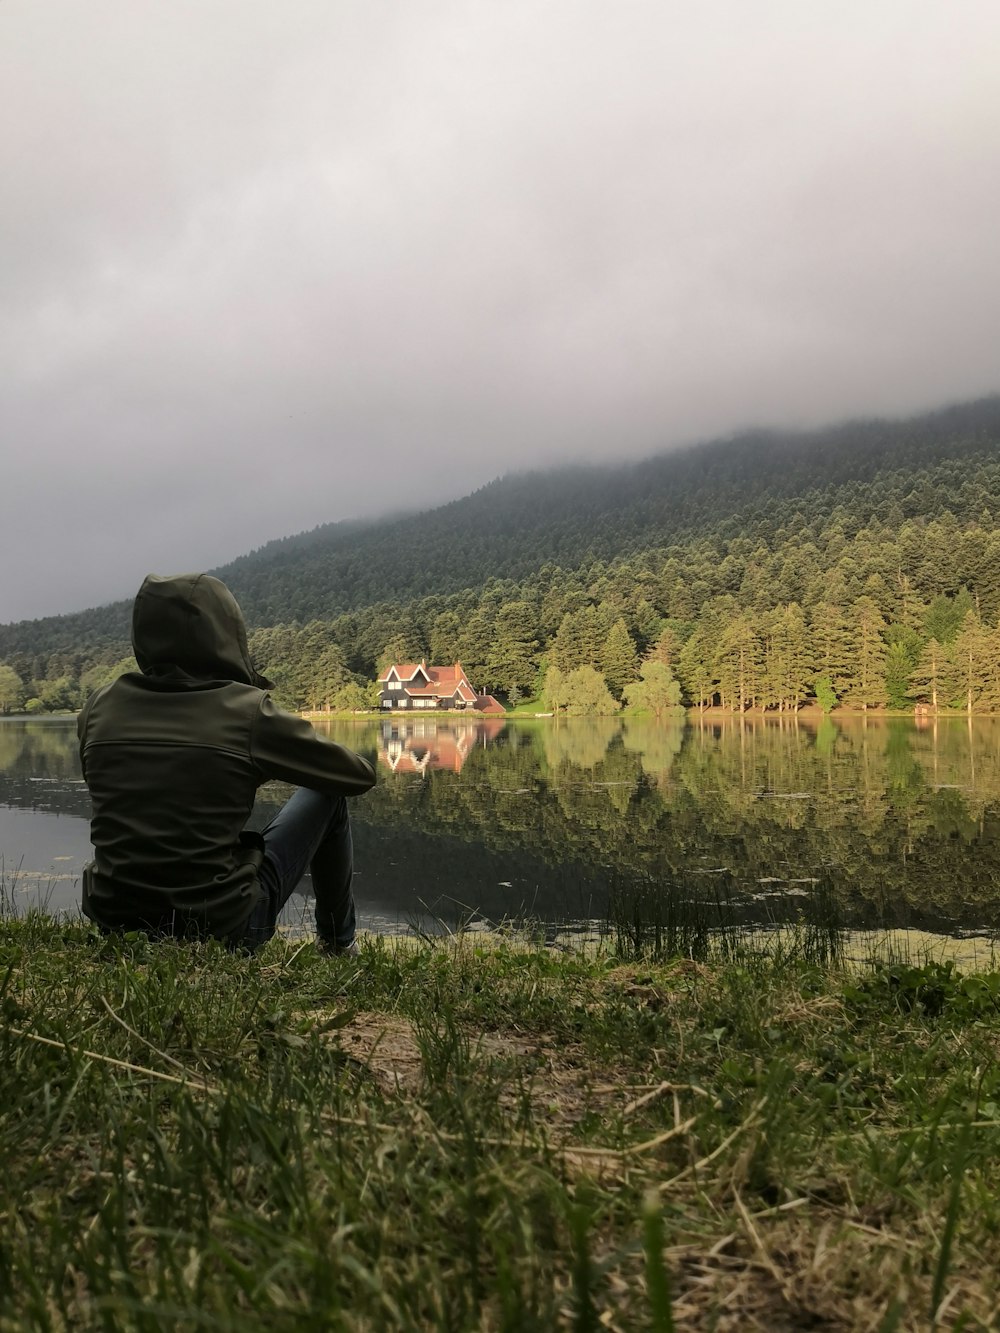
[307,644,349,711]
[429,611,462,664]
[677,630,715,711]
[376,633,426,675]
[645,624,680,671]
[485,600,539,697]
[882,625,921,710]
[894,571,926,633]
[715,615,762,712]
[600,618,640,700]
[550,606,601,674]
[907,637,945,710]
[810,601,852,698]
[841,596,888,709]
[951,611,992,713]
[455,608,494,685]
[982,623,1000,711]
[763,603,813,711]
[630,597,662,655]
[924,589,976,645]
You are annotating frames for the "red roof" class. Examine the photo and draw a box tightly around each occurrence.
[475,694,506,714]
[424,663,468,688]
[379,661,477,698]
[378,662,430,683]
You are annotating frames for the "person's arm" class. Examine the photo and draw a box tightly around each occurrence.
[249,695,376,795]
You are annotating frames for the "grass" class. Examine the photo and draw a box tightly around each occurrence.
[3,911,1000,1330]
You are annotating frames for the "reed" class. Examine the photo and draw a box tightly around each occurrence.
[607,866,848,968]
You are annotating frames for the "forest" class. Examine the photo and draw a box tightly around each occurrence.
[2,394,1000,716]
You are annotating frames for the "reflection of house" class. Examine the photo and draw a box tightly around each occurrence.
[378,717,507,775]
[378,661,504,713]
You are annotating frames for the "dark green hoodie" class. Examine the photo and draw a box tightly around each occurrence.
[78,573,376,938]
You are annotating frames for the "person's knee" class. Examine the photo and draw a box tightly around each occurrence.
[302,789,346,821]
[324,794,350,835]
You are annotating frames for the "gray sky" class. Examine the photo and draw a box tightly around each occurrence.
[3,1,999,624]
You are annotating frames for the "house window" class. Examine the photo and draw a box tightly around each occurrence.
[389,680,401,690]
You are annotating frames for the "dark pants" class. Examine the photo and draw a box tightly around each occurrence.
[233,789,356,953]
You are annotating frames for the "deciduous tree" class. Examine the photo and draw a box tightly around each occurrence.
[332,682,369,712]
[563,666,619,716]
[623,660,682,716]
[0,662,23,713]
[542,664,569,713]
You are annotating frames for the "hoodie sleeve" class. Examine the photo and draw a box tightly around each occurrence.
[249,695,376,796]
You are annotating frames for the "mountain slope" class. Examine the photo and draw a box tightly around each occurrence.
[221,396,1000,622]
[2,394,999,665]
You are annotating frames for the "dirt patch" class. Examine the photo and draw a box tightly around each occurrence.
[329,1009,637,1136]
[333,1011,424,1094]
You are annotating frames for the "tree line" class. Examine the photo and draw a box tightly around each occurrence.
[4,565,1000,719]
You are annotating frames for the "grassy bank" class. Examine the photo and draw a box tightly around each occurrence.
[3,917,1000,1330]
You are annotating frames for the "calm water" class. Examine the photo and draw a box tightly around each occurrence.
[2,712,1000,939]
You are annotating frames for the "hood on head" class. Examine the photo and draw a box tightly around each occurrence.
[131,573,273,688]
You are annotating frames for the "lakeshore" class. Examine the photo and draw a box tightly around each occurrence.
[2,915,1000,1329]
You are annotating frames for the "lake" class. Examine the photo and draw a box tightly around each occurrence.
[2,712,1000,941]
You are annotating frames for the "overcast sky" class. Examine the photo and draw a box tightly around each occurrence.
[2,2,999,623]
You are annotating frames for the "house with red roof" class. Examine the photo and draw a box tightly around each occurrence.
[377,661,505,713]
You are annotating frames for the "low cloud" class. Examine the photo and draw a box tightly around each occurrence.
[2,1,999,621]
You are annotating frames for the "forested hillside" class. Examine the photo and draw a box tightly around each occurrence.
[2,395,1000,715]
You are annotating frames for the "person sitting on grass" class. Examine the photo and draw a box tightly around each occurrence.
[78,572,376,954]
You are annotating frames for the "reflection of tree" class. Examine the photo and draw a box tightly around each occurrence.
[13,715,1000,930]
[542,718,619,771]
[621,718,684,793]
[1,721,82,776]
[884,721,927,812]
[0,726,21,772]
[0,720,91,817]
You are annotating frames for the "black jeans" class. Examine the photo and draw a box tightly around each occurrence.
[233,789,357,953]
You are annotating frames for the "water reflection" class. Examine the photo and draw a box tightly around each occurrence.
[378,717,506,775]
[3,713,1000,936]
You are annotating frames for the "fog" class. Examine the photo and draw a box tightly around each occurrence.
[2,1,998,621]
